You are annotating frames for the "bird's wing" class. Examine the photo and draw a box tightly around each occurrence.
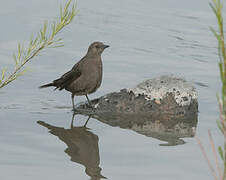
[53,61,82,90]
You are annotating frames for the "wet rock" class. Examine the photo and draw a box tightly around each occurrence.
[76,75,198,121]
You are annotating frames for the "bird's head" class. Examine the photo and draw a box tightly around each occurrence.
[87,41,109,56]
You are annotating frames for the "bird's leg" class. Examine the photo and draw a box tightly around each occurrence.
[83,115,91,127]
[85,94,92,107]
[71,112,76,128]
[71,94,75,110]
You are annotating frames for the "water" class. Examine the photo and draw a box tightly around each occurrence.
[0,0,223,179]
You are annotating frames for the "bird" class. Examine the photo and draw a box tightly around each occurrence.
[39,41,109,110]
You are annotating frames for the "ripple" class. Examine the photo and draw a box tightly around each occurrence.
[133,47,152,54]
[193,81,208,87]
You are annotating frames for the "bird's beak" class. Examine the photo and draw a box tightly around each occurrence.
[103,44,110,49]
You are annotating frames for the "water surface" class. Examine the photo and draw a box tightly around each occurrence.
[0,0,222,179]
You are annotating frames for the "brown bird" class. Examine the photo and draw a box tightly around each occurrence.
[39,41,109,109]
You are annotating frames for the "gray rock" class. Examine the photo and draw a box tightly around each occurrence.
[128,75,197,106]
[77,75,198,117]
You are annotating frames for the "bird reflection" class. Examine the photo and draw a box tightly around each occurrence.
[37,113,106,180]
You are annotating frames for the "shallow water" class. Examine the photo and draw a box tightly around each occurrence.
[0,0,223,179]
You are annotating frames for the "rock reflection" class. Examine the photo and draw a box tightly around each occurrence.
[88,113,197,146]
[37,114,106,180]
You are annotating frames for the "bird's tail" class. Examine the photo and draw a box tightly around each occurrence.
[39,83,54,88]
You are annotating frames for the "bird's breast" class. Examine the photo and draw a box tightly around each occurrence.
[68,59,103,95]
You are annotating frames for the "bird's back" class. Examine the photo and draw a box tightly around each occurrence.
[65,55,103,95]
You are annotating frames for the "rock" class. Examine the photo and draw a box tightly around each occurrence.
[76,75,198,119]
[128,75,197,106]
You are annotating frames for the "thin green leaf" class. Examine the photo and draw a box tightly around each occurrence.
[218,146,224,160]
[51,22,56,39]
[18,43,21,61]
[210,27,220,40]
[33,37,38,46]
[60,4,63,21]
[1,68,7,80]
[64,0,72,14]
[217,119,224,134]
[219,62,224,81]
[209,2,218,17]
[13,53,17,64]
[43,21,47,37]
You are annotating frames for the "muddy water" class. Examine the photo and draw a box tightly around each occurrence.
[0,0,222,179]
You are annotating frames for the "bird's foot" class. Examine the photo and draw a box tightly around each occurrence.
[86,103,93,109]
[86,103,97,112]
